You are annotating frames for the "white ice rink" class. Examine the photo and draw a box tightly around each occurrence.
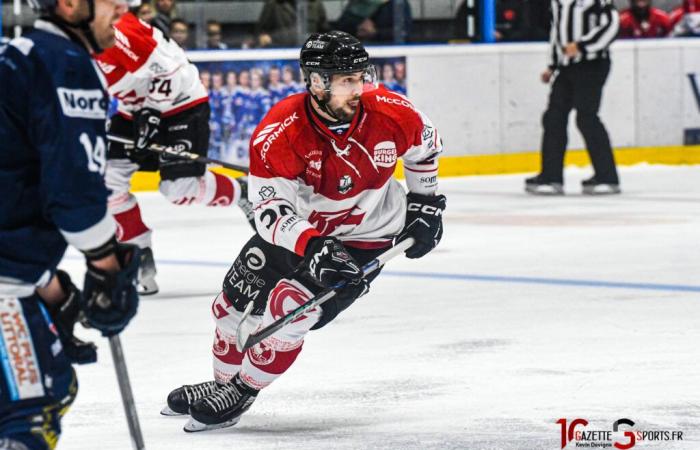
[55,165,700,450]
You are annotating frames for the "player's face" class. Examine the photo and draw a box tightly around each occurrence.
[200,72,211,89]
[251,72,262,89]
[137,3,154,22]
[156,0,173,14]
[395,62,405,81]
[326,72,365,122]
[212,73,223,89]
[226,72,237,87]
[239,71,250,87]
[269,68,280,84]
[90,0,129,49]
[382,64,394,81]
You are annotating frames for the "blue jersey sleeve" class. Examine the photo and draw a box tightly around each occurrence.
[26,37,115,251]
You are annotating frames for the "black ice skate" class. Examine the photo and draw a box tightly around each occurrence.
[184,374,258,432]
[581,176,621,195]
[161,380,220,416]
[525,175,564,195]
[236,177,256,230]
[137,247,158,295]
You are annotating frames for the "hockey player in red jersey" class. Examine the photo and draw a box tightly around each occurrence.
[163,30,447,432]
[94,10,254,295]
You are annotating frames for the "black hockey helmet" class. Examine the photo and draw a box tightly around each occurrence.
[300,31,370,79]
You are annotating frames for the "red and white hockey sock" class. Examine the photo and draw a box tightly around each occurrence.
[159,172,240,207]
[211,291,262,384]
[109,193,152,248]
[212,327,245,384]
[238,279,320,389]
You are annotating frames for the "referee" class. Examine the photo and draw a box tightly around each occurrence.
[526,0,621,195]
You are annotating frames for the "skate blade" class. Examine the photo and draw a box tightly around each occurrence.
[160,405,185,416]
[582,184,621,195]
[183,416,241,433]
[525,184,564,195]
[138,279,159,296]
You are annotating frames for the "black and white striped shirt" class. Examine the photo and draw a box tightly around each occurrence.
[549,0,619,68]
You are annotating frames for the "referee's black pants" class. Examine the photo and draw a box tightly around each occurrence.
[540,59,619,184]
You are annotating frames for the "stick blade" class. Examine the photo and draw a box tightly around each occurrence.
[234,301,255,352]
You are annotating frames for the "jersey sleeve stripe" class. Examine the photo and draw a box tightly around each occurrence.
[59,213,117,252]
[294,228,321,256]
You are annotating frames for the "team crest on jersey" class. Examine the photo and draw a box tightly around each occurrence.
[337,175,354,194]
[258,186,276,200]
[149,62,166,75]
[373,141,397,168]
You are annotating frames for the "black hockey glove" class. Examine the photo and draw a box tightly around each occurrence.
[397,192,446,259]
[134,107,161,154]
[81,244,141,337]
[302,236,369,306]
[303,237,370,328]
[45,270,98,364]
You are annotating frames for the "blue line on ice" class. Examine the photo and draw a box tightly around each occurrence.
[67,255,700,293]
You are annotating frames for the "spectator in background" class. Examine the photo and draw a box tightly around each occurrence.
[381,63,405,94]
[337,0,412,43]
[671,0,700,36]
[282,64,304,94]
[136,2,155,23]
[200,69,211,91]
[619,0,671,38]
[267,66,287,104]
[256,0,330,48]
[170,18,190,48]
[153,0,176,36]
[453,0,549,42]
[206,20,229,49]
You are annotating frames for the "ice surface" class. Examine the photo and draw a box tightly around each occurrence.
[56,165,700,449]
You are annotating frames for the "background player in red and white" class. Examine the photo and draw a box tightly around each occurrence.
[95,10,253,295]
[162,31,447,432]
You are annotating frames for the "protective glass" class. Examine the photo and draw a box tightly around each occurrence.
[327,65,378,96]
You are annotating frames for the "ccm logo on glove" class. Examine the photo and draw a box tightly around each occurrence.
[407,203,443,216]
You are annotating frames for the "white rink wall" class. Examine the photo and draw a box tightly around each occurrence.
[189,39,700,158]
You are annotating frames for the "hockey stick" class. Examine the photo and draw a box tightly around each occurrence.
[235,237,415,352]
[106,134,249,174]
[109,335,146,450]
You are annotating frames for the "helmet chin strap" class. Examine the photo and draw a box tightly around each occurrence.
[310,90,344,123]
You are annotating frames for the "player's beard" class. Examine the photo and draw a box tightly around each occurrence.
[330,96,360,123]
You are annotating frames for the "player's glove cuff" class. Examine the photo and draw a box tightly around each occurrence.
[397,192,446,259]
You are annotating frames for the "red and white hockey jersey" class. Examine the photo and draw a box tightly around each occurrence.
[249,86,442,256]
[94,12,207,118]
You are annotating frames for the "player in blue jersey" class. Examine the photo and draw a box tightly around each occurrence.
[0,0,140,448]
[208,71,226,160]
[266,66,287,105]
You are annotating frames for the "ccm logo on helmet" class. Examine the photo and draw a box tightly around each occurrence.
[57,88,108,119]
[407,203,442,216]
